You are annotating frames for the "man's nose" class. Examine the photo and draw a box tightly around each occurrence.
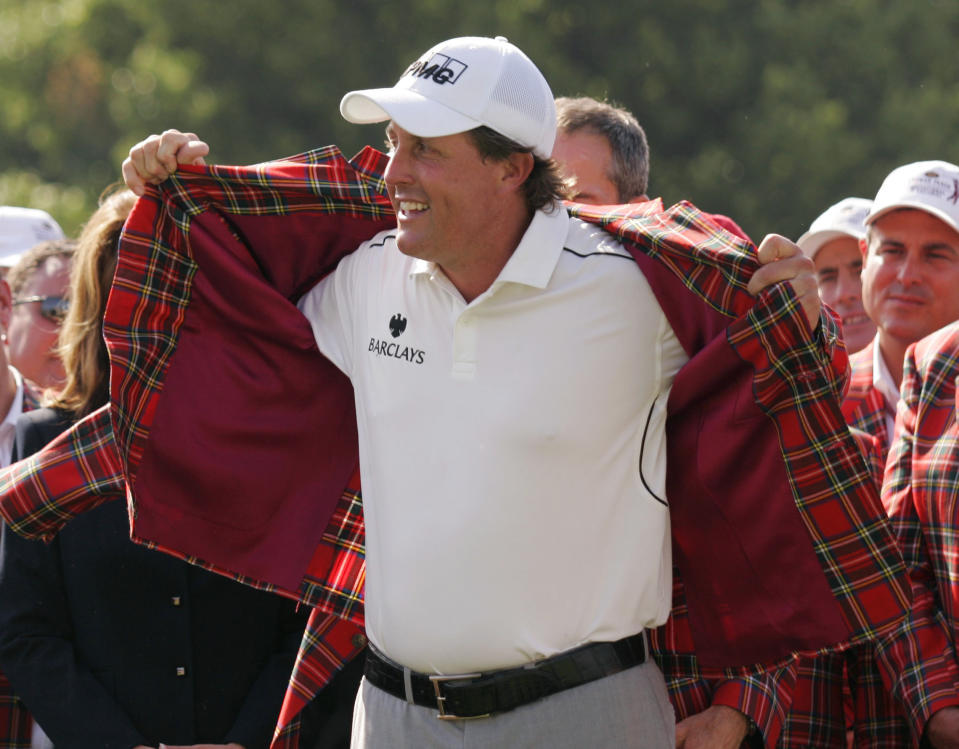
[383,147,411,188]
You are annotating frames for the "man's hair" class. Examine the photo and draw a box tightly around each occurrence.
[52,185,137,417]
[466,126,568,213]
[555,96,649,202]
[7,238,77,298]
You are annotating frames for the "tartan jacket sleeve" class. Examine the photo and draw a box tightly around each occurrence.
[874,323,959,744]
[650,570,796,748]
[0,405,123,538]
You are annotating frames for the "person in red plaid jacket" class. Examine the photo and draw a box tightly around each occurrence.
[878,320,959,747]
[855,162,959,748]
[847,161,959,456]
[786,162,959,747]
[0,37,913,748]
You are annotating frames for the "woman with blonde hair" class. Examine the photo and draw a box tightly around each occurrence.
[52,185,136,416]
[0,185,309,748]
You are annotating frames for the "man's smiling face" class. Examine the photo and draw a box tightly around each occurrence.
[383,123,515,274]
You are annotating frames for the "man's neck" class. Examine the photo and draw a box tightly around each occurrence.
[442,208,534,304]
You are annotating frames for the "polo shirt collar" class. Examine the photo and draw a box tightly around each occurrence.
[873,341,900,414]
[409,206,569,290]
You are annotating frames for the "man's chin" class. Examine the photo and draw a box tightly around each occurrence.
[395,234,426,261]
[844,329,876,355]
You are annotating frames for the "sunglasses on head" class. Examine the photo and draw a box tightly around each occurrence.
[13,295,69,322]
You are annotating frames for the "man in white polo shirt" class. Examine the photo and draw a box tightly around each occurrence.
[123,37,828,749]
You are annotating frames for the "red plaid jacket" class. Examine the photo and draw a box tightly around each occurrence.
[0,380,40,749]
[843,339,893,455]
[874,321,959,746]
[0,148,911,747]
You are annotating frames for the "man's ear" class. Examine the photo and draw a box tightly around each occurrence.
[859,236,868,257]
[0,279,12,335]
[500,151,535,191]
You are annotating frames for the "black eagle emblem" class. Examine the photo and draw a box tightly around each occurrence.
[389,313,407,338]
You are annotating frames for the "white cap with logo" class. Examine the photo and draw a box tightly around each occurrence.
[340,36,556,158]
[797,197,872,259]
[866,160,959,233]
[0,206,65,268]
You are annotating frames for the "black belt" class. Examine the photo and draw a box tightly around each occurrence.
[364,632,647,720]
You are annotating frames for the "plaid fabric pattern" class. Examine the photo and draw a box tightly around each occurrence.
[272,611,365,748]
[843,339,893,454]
[780,646,910,748]
[650,572,796,747]
[724,285,909,646]
[0,691,29,749]
[0,151,911,746]
[0,405,122,540]
[780,427,910,747]
[875,321,959,746]
[0,381,40,748]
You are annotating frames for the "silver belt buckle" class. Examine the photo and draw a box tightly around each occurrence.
[428,672,490,720]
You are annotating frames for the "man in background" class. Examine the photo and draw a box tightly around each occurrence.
[797,197,875,354]
[5,240,74,391]
[0,208,64,276]
[552,96,649,205]
[844,161,959,455]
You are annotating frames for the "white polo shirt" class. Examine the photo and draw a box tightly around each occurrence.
[299,206,686,673]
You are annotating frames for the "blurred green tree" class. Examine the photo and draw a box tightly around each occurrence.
[1,0,957,239]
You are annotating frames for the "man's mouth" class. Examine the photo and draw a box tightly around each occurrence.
[842,313,872,327]
[398,200,429,216]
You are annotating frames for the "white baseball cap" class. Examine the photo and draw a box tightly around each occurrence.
[797,197,872,259]
[340,36,556,158]
[866,160,959,233]
[0,206,65,268]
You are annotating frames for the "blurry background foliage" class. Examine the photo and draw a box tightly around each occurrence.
[2,0,958,239]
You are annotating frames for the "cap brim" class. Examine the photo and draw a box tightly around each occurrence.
[866,201,959,234]
[796,229,856,259]
[340,87,482,138]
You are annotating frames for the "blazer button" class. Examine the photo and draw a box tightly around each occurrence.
[171,596,182,606]
[176,666,187,677]
[352,632,367,648]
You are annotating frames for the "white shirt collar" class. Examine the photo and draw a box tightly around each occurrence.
[409,205,569,291]
[873,340,900,414]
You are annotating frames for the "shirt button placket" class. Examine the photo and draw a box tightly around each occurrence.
[451,312,479,379]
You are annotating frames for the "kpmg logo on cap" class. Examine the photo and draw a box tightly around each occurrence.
[907,172,959,205]
[404,53,468,85]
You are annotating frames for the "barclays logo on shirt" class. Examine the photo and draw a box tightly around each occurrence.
[369,312,426,364]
